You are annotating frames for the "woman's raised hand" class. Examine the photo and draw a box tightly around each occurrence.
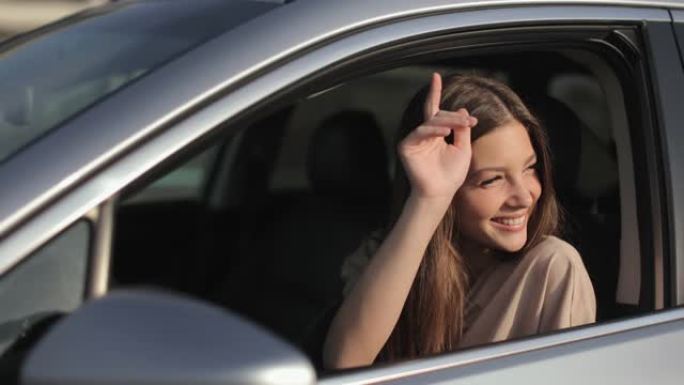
[398,73,477,200]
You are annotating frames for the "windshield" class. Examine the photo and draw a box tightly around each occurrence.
[0,0,277,164]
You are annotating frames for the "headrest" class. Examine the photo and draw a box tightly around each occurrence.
[529,96,583,198]
[307,110,389,200]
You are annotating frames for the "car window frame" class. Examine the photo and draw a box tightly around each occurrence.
[0,2,681,381]
[650,10,684,307]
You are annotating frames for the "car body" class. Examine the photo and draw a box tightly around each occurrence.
[1,0,684,384]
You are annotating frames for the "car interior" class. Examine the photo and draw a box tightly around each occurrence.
[111,47,650,370]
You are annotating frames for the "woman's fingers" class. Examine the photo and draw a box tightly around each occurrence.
[427,110,474,128]
[451,124,472,150]
[423,73,442,121]
[412,73,477,150]
[400,125,449,151]
[409,125,452,140]
[405,109,477,144]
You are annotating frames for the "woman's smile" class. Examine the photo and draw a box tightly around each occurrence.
[490,214,527,231]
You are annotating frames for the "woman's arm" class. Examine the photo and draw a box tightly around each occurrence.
[322,194,450,368]
[322,74,476,369]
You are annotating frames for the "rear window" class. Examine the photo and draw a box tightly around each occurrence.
[0,0,277,164]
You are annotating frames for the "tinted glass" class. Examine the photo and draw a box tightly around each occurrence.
[0,0,277,164]
[0,221,90,356]
[123,144,220,205]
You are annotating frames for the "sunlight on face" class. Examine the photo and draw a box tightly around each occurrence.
[455,120,541,253]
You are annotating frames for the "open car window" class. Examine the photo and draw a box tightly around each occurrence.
[111,27,653,372]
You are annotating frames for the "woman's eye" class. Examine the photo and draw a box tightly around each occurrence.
[524,163,538,174]
[480,176,502,187]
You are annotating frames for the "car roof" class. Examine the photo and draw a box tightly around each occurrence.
[0,0,681,240]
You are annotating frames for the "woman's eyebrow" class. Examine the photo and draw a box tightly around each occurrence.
[470,154,537,175]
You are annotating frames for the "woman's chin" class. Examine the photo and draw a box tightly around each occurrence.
[461,225,529,253]
[489,232,528,253]
[498,242,526,253]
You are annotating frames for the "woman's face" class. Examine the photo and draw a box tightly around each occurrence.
[454,119,541,253]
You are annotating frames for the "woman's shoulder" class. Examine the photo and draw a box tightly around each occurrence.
[509,236,595,311]
[517,235,597,326]
[519,235,587,277]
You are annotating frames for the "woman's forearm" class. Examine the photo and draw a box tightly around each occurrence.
[322,194,451,369]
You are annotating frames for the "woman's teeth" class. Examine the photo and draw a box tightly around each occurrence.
[492,216,525,226]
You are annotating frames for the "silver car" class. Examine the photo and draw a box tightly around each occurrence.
[1,0,684,384]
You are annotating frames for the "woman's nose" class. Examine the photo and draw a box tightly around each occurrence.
[506,178,534,208]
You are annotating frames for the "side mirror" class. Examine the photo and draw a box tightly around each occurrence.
[21,289,316,385]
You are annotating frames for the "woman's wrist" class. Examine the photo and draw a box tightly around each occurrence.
[381,193,451,261]
[405,192,453,220]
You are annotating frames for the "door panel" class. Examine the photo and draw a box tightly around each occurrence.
[321,310,684,385]
[387,314,684,385]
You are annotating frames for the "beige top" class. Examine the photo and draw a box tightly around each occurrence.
[341,234,596,348]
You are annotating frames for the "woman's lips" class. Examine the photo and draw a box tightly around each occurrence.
[491,215,526,232]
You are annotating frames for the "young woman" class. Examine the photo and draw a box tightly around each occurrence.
[322,73,596,369]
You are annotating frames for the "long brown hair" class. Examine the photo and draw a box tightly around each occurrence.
[381,73,561,361]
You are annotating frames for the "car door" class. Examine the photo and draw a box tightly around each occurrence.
[667,8,684,307]
[2,1,684,384]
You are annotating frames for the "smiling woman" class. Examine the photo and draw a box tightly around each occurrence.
[323,73,595,369]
